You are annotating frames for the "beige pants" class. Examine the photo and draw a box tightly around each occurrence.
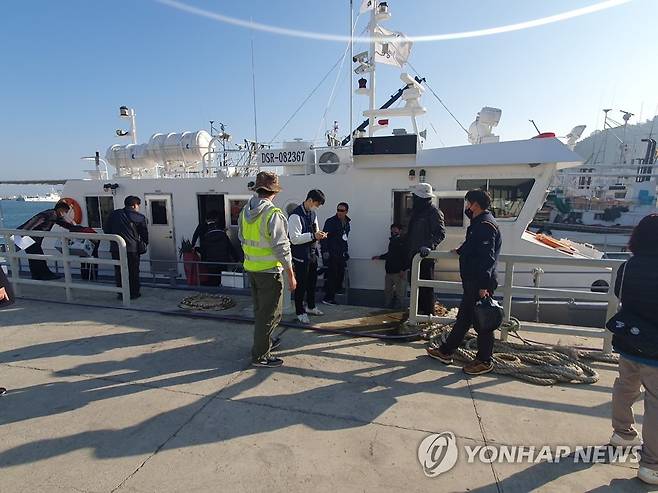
[612,355,658,470]
[384,272,407,308]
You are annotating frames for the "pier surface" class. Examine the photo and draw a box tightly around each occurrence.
[0,286,652,492]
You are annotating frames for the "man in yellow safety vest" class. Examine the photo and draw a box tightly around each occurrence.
[239,171,297,367]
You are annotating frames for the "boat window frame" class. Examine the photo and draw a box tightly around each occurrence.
[84,195,115,229]
[455,177,536,222]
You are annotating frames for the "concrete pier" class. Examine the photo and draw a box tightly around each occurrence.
[0,286,651,492]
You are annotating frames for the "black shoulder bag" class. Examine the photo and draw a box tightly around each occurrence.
[605,263,658,359]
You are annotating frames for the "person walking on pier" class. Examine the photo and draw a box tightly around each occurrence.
[321,202,350,305]
[427,189,501,376]
[289,189,327,324]
[608,213,658,485]
[104,196,148,300]
[18,201,76,280]
[406,183,445,315]
[239,172,296,368]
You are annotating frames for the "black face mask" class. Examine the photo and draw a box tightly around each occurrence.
[464,208,474,219]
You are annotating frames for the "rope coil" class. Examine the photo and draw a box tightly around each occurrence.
[179,293,236,311]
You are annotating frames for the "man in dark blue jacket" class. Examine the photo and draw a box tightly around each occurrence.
[321,202,350,305]
[427,189,502,375]
[104,196,149,300]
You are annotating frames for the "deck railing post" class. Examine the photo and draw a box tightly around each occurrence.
[500,260,515,342]
[4,231,21,297]
[61,232,73,302]
[408,253,421,325]
[117,238,131,307]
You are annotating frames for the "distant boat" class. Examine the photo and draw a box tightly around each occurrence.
[20,192,61,202]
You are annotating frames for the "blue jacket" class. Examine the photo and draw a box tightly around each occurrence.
[321,215,350,258]
[457,211,502,290]
[289,204,318,263]
[104,207,149,254]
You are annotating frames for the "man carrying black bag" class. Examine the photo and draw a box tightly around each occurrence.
[104,196,148,300]
[427,189,501,376]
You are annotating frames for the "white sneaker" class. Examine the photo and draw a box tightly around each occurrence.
[638,467,658,485]
[305,307,324,316]
[296,313,311,324]
[609,432,642,447]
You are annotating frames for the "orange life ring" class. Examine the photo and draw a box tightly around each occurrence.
[60,197,83,224]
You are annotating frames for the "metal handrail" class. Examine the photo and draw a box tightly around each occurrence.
[408,251,624,353]
[0,228,131,307]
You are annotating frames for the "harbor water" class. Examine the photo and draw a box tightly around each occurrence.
[0,201,56,229]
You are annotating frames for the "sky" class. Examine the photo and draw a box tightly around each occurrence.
[1,0,657,188]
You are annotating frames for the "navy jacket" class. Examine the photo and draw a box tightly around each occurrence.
[104,207,149,254]
[457,211,502,290]
[613,255,658,362]
[289,204,318,263]
[322,215,350,258]
[377,234,408,274]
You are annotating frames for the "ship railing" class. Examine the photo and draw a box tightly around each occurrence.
[408,251,624,354]
[0,228,132,307]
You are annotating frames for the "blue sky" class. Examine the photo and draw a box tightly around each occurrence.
[1,0,656,184]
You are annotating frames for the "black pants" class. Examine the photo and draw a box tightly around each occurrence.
[418,258,436,316]
[441,280,495,363]
[202,262,222,286]
[293,259,318,315]
[112,251,141,297]
[324,255,345,301]
[26,242,55,279]
[248,271,283,361]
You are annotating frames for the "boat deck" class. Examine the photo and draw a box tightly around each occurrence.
[0,286,650,492]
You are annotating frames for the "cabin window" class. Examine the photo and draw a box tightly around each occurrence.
[150,200,168,225]
[229,199,248,226]
[85,196,114,229]
[456,178,535,219]
[438,198,464,227]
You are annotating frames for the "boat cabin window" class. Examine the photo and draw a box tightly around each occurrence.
[150,200,169,225]
[438,198,464,227]
[197,194,226,228]
[85,196,114,229]
[229,199,248,226]
[393,191,414,232]
[457,178,535,219]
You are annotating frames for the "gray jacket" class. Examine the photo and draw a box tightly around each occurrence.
[238,196,292,273]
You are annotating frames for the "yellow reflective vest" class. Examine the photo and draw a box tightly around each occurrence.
[239,203,283,272]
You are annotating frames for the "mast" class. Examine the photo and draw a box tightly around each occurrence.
[367,4,376,137]
[349,0,353,143]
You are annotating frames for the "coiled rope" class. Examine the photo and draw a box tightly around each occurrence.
[179,293,236,311]
[420,318,617,386]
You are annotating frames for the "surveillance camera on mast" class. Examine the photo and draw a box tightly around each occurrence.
[353,51,369,63]
[116,129,130,137]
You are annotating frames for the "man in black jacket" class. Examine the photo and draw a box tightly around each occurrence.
[200,221,241,286]
[321,202,350,305]
[103,196,149,299]
[18,201,76,280]
[427,189,502,376]
[372,223,408,308]
[406,183,446,315]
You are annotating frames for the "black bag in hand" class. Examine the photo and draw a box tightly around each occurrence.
[606,263,658,359]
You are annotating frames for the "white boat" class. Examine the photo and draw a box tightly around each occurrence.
[60,2,614,300]
[21,191,61,202]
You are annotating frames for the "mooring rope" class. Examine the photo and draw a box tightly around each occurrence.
[179,293,236,311]
[418,318,617,386]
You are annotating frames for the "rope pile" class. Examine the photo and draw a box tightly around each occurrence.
[420,318,617,386]
[179,293,236,311]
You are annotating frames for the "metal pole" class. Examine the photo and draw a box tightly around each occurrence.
[500,261,514,342]
[349,0,353,143]
[61,232,72,302]
[408,253,420,324]
[250,28,259,144]
[118,240,131,307]
[368,5,376,137]
[130,109,137,145]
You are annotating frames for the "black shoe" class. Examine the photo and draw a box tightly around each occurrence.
[251,356,283,368]
[271,337,281,351]
[322,299,338,306]
[0,387,6,396]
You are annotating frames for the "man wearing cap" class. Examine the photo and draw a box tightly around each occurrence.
[239,171,297,368]
[406,183,446,316]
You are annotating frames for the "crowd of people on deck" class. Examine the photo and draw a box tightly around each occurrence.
[3,171,658,484]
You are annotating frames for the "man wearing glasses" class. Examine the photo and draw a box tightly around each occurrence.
[321,202,351,305]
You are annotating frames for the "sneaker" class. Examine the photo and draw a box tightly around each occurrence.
[270,337,281,351]
[251,356,283,368]
[322,299,338,306]
[297,313,311,324]
[426,347,453,365]
[463,360,494,375]
[638,467,658,485]
[609,432,642,447]
[305,307,324,316]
